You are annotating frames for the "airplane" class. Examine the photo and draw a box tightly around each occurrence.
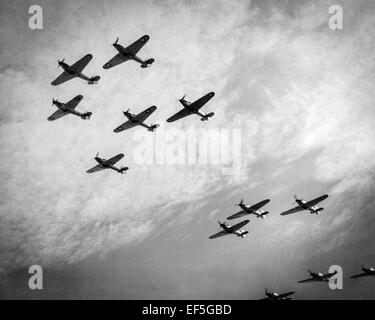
[167,92,215,122]
[260,289,295,300]
[298,269,338,283]
[209,220,249,239]
[51,54,100,86]
[47,95,92,121]
[227,199,270,220]
[113,106,159,133]
[103,35,154,69]
[86,153,128,174]
[350,265,375,279]
[280,194,329,216]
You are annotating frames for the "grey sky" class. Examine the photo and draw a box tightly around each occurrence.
[1,0,375,299]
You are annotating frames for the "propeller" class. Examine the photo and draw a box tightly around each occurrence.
[52,98,57,106]
[235,198,244,207]
[96,152,99,158]
[57,58,64,69]
[292,194,302,205]
[113,37,119,45]
[180,94,186,101]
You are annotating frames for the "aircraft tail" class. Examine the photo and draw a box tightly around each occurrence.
[81,112,92,120]
[200,112,215,121]
[141,58,155,68]
[258,211,269,218]
[119,166,129,174]
[88,76,100,84]
[218,221,227,228]
[148,124,160,132]
[240,231,249,238]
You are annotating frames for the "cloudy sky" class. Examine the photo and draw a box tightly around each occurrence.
[1,0,375,299]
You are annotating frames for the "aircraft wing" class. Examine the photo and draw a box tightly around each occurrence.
[189,92,215,111]
[51,71,75,86]
[65,95,83,110]
[228,219,249,232]
[322,272,336,279]
[70,54,93,73]
[113,120,138,133]
[298,277,315,283]
[103,154,124,166]
[227,210,247,220]
[47,109,68,121]
[209,230,228,239]
[350,273,368,279]
[86,164,106,173]
[134,105,157,123]
[103,53,129,69]
[304,195,329,208]
[280,206,304,216]
[249,199,270,211]
[278,291,295,298]
[166,108,193,123]
[125,35,150,55]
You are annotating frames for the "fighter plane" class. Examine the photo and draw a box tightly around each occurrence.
[280,194,329,216]
[350,265,375,279]
[167,92,215,122]
[47,95,92,121]
[227,199,270,220]
[260,289,295,300]
[209,220,249,239]
[113,106,159,133]
[298,269,338,283]
[51,54,100,86]
[103,35,154,69]
[86,153,128,174]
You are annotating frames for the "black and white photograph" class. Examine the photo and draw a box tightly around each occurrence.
[0,0,375,309]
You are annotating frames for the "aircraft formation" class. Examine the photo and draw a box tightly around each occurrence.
[49,35,374,300]
[209,194,374,298]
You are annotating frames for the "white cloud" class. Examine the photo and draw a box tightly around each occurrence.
[1,0,375,279]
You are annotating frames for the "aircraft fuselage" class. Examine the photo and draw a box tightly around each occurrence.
[219,223,248,238]
[60,62,90,81]
[114,44,148,65]
[52,100,90,119]
[124,112,154,130]
[363,268,375,275]
[179,99,207,119]
[94,157,122,173]
[296,199,321,214]
[59,61,99,84]
[239,204,267,218]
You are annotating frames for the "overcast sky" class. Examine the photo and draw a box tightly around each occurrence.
[1,0,375,299]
